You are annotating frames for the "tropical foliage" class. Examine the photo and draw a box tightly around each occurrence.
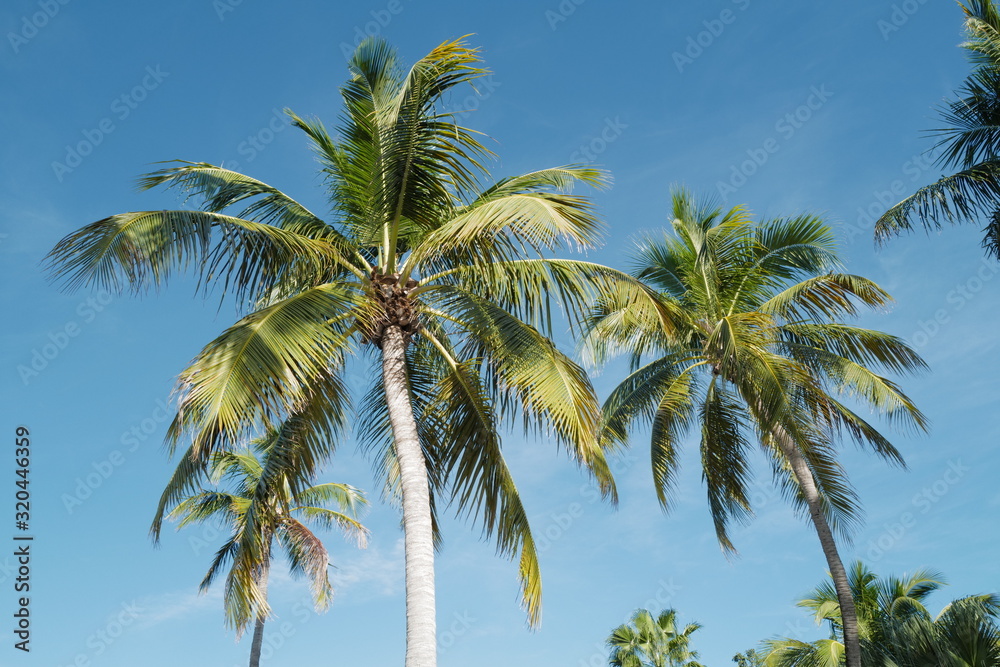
[157,424,367,667]
[45,35,638,667]
[876,0,1000,258]
[583,188,928,667]
[762,562,1000,666]
[608,608,706,667]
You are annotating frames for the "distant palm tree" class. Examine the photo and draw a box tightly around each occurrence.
[764,562,1000,667]
[607,608,705,667]
[584,189,928,667]
[46,36,632,667]
[876,0,1000,259]
[732,649,764,667]
[160,423,368,667]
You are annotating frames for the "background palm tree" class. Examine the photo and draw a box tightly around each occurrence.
[876,0,1000,259]
[763,562,1000,666]
[46,37,634,667]
[607,608,706,667]
[583,189,928,667]
[161,423,368,667]
[732,649,765,666]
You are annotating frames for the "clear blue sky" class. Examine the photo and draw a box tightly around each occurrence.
[2,1,998,665]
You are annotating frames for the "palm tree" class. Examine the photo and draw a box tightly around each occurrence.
[875,0,1000,259]
[732,649,764,667]
[583,189,929,667]
[607,608,705,667]
[763,562,1000,666]
[161,423,368,667]
[45,37,631,667]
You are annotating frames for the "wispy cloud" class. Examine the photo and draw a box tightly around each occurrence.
[330,538,405,600]
[134,586,223,630]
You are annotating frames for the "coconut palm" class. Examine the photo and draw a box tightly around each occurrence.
[875,0,1000,259]
[763,562,1000,666]
[162,422,368,667]
[607,608,706,667]
[583,189,928,667]
[733,649,765,667]
[45,37,630,667]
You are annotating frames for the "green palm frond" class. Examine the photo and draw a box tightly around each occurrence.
[588,187,927,561]
[874,161,1000,246]
[158,433,368,636]
[166,285,359,458]
[44,209,343,303]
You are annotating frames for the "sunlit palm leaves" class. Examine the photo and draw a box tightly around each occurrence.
[607,608,706,667]
[763,562,1000,667]
[585,188,927,548]
[45,36,639,638]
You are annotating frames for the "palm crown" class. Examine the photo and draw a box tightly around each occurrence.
[583,189,928,667]
[587,189,927,547]
[45,37,636,664]
[162,423,368,633]
[607,608,706,667]
[764,562,1000,666]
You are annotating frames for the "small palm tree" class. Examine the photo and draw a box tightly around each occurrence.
[162,423,368,667]
[764,562,1000,667]
[584,189,928,667]
[876,0,1000,258]
[607,608,705,667]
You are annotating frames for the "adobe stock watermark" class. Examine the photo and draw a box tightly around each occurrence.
[56,601,144,667]
[905,258,998,350]
[568,116,628,165]
[877,0,929,41]
[61,398,172,514]
[213,0,243,21]
[576,578,682,667]
[7,0,72,54]
[337,0,410,59]
[51,65,170,182]
[545,0,586,30]
[17,290,114,385]
[841,148,941,246]
[219,108,289,173]
[865,459,970,562]
[438,611,476,653]
[715,84,833,199]
[536,450,639,553]
[672,0,751,73]
[440,76,502,122]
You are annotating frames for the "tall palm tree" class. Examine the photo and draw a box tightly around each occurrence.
[607,608,705,667]
[764,562,1000,666]
[583,189,929,667]
[45,37,631,667]
[875,0,1000,259]
[161,423,368,667]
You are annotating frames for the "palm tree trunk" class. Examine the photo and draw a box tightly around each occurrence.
[248,560,270,667]
[773,432,862,667]
[381,325,437,667]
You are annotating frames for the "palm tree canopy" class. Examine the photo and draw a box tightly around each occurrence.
[45,36,639,627]
[584,188,928,552]
[162,423,368,633]
[607,608,706,667]
[875,0,1000,258]
[763,562,1000,666]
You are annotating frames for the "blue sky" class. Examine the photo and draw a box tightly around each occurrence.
[2,1,998,665]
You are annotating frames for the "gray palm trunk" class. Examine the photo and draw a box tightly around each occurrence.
[248,559,270,667]
[380,325,438,667]
[773,431,861,667]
